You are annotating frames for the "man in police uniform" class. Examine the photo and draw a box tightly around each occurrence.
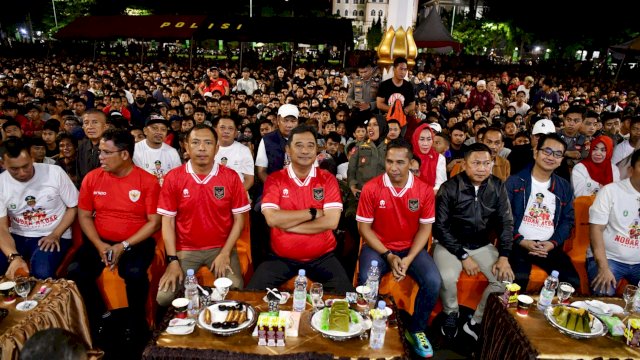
[348,59,380,116]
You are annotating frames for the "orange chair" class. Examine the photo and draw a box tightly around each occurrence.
[56,219,84,278]
[196,212,253,286]
[565,195,595,295]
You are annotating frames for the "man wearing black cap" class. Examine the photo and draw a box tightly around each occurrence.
[236,67,258,96]
[132,115,181,186]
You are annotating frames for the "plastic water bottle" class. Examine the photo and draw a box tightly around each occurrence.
[369,300,388,349]
[292,269,308,312]
[184,269,200,318]
[366,260,380,307]
[537,270,559,310]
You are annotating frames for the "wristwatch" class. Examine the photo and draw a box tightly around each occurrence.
[166,255,179,264]
[7,253,22,264]
[309,208,317,221]
[381,250,392,261]
[458,252,470,261]
[121,240,131,251]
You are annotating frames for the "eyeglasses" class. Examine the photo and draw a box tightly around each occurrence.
[539,147,564,159]
[99,149,124,156]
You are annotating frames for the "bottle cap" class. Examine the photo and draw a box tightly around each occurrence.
[371,260,378,267]
[551,270,559,277]
[298,269,306,276]
[187,269,194,276]
[377,300,386,309]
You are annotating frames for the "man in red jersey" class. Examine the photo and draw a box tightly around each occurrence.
[156,125,249,306]
[67,128,161,345]
[356,139,440,358]
[247,125,352,292]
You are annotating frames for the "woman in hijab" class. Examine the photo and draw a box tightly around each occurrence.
[571,135,620,197]
[411,123,446,191]
[347,114,389,198]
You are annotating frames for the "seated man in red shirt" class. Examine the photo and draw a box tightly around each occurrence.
[156,125,250,306]
[247,125,352,292]
[67,128,161,346]
[356,139,441,358]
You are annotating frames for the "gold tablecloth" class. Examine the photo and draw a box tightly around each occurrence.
[143,291,408,360]
[0,278,94,360]
[480,293,640,360]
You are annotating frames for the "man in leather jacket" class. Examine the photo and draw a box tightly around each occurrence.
[433,143,515,342]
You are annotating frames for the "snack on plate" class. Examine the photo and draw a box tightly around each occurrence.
[329,301,350,332]
[626,318,640,347]
[600,315,625,336]
[552,306,592,333]
[203,308,212,325]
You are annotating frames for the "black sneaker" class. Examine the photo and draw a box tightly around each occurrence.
[463,318,481,341]
[441,311,459,339]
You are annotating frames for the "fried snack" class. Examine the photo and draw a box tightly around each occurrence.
[204,308,212,325]
[237,310,247,324]
[225,310,236,322]
[232,309,240,322]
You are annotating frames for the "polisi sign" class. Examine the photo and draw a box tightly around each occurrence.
[159,22,243,31]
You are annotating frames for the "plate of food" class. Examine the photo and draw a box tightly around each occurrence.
[198,300,257,336]
[544,304,607,339]
[570,300,624,316]
[310,300,364,340]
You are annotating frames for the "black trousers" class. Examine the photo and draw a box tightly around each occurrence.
[247,252,354,293]
[67,237,156,331]
[510,244,581,291]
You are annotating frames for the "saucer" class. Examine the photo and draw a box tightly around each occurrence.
[16,300,37,311]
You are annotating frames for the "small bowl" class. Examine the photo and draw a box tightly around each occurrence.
[214,277,233,289]
[172,298,190,318]
[0,281,16,303]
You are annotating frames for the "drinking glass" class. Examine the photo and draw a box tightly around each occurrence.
[214,277,232,301]
[14,277,31,304]
[623,285,638,315]
[556,282,575,304]
[310,283,324,312]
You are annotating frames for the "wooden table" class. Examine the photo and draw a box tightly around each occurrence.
[480,293,640,360]
[0,278,94,360]
[143,290,409,360]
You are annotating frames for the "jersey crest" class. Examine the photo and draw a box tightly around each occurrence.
[214,186,225,199]
[408,198,419,212]
[313,187,325,201]
[129,190,141,203]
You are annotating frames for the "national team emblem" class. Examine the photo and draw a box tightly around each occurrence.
[624,210,629,217]
[283,189,289,197]
[183,189,190,197]
[408,199,419,212]
[313,187,324,201]
[129,190,141,202]
[379,200,386,208]
[214,186,225,199]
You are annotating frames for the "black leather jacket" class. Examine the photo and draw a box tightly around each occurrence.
[434,172,514,259]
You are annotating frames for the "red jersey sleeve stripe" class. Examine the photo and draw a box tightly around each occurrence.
[261,203,280,211]
[419,217,435,224]
[356,215,374,223]
[323,202,343,210]
[232,204,251,214]
[157,208,177,217]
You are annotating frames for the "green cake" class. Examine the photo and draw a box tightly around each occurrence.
[328,301,350,332]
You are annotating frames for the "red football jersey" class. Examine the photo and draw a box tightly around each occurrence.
[78,166,160,242]
[356,173,435,251]
[261,166,343,261]
[157,161,250,251]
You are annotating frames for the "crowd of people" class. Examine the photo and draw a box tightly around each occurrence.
[0,53,639,358]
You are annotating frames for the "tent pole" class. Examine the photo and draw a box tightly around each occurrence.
[290,43,295,73]
[342,42,347,68]
[614,53,626,83]
[189,37,193,70]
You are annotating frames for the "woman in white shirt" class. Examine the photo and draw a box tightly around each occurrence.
[571,135,619,197]
[411,123,446,191]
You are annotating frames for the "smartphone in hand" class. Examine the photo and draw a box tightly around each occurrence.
[106,249,114,264]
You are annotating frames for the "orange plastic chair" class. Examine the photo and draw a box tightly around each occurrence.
[196,212,253,286]
[565,195,595,295]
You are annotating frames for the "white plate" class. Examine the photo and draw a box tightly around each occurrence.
[262,292,291,305]
[544,305,607,339]
[570,300,625,315]
[198,301,256,335]
[16,300,37,311]
[310,308,364,340]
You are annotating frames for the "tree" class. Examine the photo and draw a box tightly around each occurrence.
[367,16,382,51]
[42,0,95,34]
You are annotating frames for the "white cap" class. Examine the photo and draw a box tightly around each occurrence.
[429,122,442,133]
[278,104,299,119]
[203,92,213,98]
[476,80,486,86]
[532,119,556,135]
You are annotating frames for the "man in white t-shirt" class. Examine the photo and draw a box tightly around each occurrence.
[506,133,580,291]
[132,114,181,186]
[611,117,640,180]
[509,91,531,116]
[589,148,640,295]
[0,137,79,279]
[214,116,255,191]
